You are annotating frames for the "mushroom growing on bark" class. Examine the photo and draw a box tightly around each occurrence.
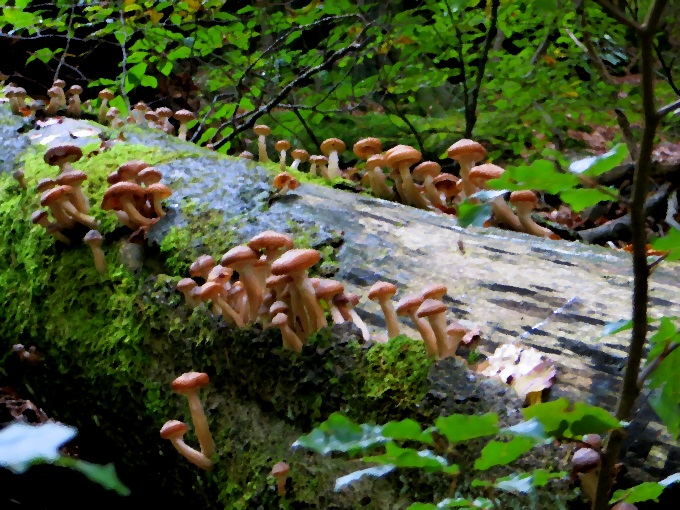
[395,294,437,358]
[174,109,196,141]
[290,149,309,170]
[271,461,290,496]
[468,164,523,231]
[160,420,213,470]
[273,172,299,196]
[416,299,451,359]
[253,124,271,163]
[385,145,429,209]
[412,161,443,207]
[446,139,487,198]
[83,230,107,274]
[272,313,303,353]
[275,140,291,171]
[308,155,327,178]
[320,138,346,179]
[97,89,114,123]
[368,281,400,339]
[220,246,263,322]
[364,154,394,200]
[509,190,554,239]
[44,144,83,174]
[171,372,216,459]
[66,85,83,118]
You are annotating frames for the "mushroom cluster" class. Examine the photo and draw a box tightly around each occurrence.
[101,160,172,230]
[160,371,215,470]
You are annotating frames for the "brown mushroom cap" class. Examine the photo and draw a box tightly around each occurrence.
[155,107,173,119]
[273,172,293,190]
[385,144,421,169]
[67,85,83,95]
[137,167,163,186]
[248,231,294,253]
[177,278,198,294]
[509,190,538,206]
[147,183,172,199]
[271,461,290,477]
[44,144,83,167]
[271,249,320,275]
[421,283,447,301]
[365,154,386,171]
[189,254,216,278]
[56,170,87,187]
[309,155,328,165]
[239,151,254,160]
[395,294,425,315]
[412,161,441,181]
[98,88,114,101]
[270,301,289,316]
[446,322,468,336]
[314,279,345,300]
[160,419,189,439]
[333,292,360,308]
[101,181,146,210]
[353,138,382,159]
[446,139,487,162]
[368,281,397,301]
[468,163,505,188]
[572,447,601,472]
[271,313,290,328]
[275,140,291,152]
[291,149,309,161]
[118,160,149,181]
[36,178,56,193]
[320,138,346,155]
[171,372,210,393]
[433,174,460,193]
[220,245,259,267]
[198,281,225,302]
[253,124,271,136]
[174,109,196,122]
[31,210,49,225]
[83,229,103,247]
[416,298,447,318]
[40,185,74,207]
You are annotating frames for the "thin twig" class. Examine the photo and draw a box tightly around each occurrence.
[593,0,643,30]
[637,342,679,388]
[657,99,680,119]
[53,5,75,81]
[117,7,130,110]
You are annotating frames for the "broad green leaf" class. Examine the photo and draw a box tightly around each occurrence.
[27,47,59,65]
[3,7,37,29]
[521,399,570,436]
[502,418,549,444]
[569,144,628,177]
[600,319,633,338]
[334,465,395,490]
[523,399,621,438]
[488,160,579,194]
[559,187,616,212]
[531,469,568,486]
[292,413,387,455]
[55,457,130,496]
[381,419,433,444]
[651,228,680,261]
[474,436,534,470]
[0,422,76,473]
[363,443,458,474]
[457,201,492,228]
[494,472,534,493]
[435,413,499,443]
[648,348,680,437]
[646,317,678,364]
[611,482,665,504]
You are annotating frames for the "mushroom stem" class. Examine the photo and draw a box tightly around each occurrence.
[491,197,523,231]
[178,123,189,141]
[120,196,154,227]
[60,201,99,229]
[170,435,213,470]
[411,313,438,357]
[88,244,107,274]
[185,391,215,459]
[398,164,430,208]
[258,135,269,163]
[516,209,553,238]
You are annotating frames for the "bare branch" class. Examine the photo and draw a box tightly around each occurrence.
[657,98,680,119]
[615,108,639,160]
[593,0,643,31]
[53,6,75,81]
[637,342,679,388]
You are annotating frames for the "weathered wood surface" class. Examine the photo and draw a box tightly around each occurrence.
[6,112,680,481]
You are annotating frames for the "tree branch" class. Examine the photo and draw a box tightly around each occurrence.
[212,26,372,150]
[657,98,680,119]
[637,342,679,388]
[593,0,643,31]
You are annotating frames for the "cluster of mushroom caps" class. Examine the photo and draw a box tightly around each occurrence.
[176,230,473,360]
[101,159,173,231]
[4,79,84,118]
[29,144,107,273]
[160,372,216,470]
[242,128,554,239]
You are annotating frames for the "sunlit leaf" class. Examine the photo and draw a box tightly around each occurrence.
[0,422,76,473]
[457,201,492,228]
[569,144,628,177]
[292,413,387,455]
[334,465,395,490]
[55,457,130,496]
[363,443,458,474]
[435,413,499,443]
[559,187,616,212]
[474,436,534,470]
[651,228,680,261]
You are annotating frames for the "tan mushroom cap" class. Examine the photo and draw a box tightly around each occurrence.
[270,301,288,316]
[31,210,49,225]
[271,248,321,275]
[248,231,294,253]
[416,298,447,318]
[433,173,460,191]
[137,167,163,185]
[83,229,103,246]
[189,254,216,277]
[44,144,83,167]
[365,154,386,171]
[98,88,114,101]
[368,281,397,300]
[101,181,146,210]
[446,322,467,335]
[36,178,56,193]
[468,163,504,188]
[198,281,225,301]
[266,273,293,289]
[446,139,487,161]
[314,279,345,300]
[56,170,87,186]
[291,149,309,161]
[412,161,441,181]
[271,461,290,477]
[177,278,197,293]
[171,371,210,393]
[385,144,422,169]
[271,312,290,328]
[68,85,83,95]
[275,140,291,152]
[320,138,346,155]
[333,292,359,307]
[40,185,73,207]
[220,245,259,267]
[509,190,538,206]
[208,264,233,282]
[309,155,328,165]
[160,419,189,439]
[155,107,173,118]
[239,151,254,159]
[572,447,601,472]
[421,283,447,300]
[395,294,425,315]
[273,172,294,190]
[253,124,271,136]
[118,160,149,181]
[174,109,196,122]
[147,183,172,199]
[47,86,61,98]
[353,137,382,159]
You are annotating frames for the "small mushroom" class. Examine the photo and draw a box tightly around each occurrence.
[275,140,291,171]
[272,313,303,353]
[177,278,199,308]
[56,170,90,214]
[320,138,346,179]
[333,292,370,342]
[368,281,400,339]
[308,155,327,178]
[446,139,487,199]
[290,149,309,170]
[273,172,300,196]
[396,294,437,357]
[416,299,451,359]
[171,372,216,459]
[97,89,114,123]
[66,85,83,118]
[31,210,70,244]
[239,150,254,160]
[253,124,271,162]
[44,144,83,174]
[469,164,523,231]
[385,145,429,209]
[83,230,107,274]
[174,109,196,141]
[271,461,290,496]
[509,191,554,238]
[146,183,172,218]
[160,420,213,470]
[12,170,27,190]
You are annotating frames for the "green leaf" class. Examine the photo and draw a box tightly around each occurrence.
[522,399,622,438]
[531,469,568,487]
[600,319,633,338]
[651,228,680,261]
[382,419,433,444]
[494,472,534,493]
[3,7,37,29]
[474,436,534,470]
[569,144,628,177]
[488,160,579,194]
[559,187,616,212]
[55,458,130,496]
[502,418,549,444]
[611,482,665,504]
[363,443,458,474]
[648,348,680,437]
[140,75,158,88]
[334,465,395,491]
[646,317,678,364]
[0,422,76,473]
[435,413,499,443]
[27,47,59,65]
[457,201,492,228]
[292,413,387,455]
[168,46,191,60]
[408,498,494,509]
